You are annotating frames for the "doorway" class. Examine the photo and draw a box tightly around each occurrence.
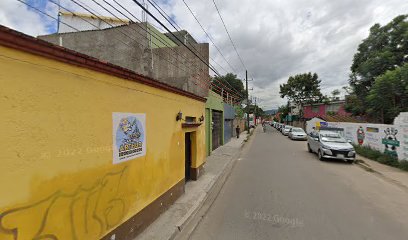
[185,132,192,181]
[212,110,223,150]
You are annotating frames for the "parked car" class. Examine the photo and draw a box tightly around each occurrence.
[288,127,307,140]
[307,130,355,163]
[280,124,286,132]
[282,125,292,135]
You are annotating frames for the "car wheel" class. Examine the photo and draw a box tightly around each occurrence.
[318,150,324,161]
[347,160,354,164]
[307,143,312,153]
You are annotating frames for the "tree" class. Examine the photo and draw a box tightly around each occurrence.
[244,104,265,117]
[212,73,246,101]
[279,72,323,116]
[331,89,341,100]
[346,15,408,116]
[366,63,408,123]
[277,104,290,123]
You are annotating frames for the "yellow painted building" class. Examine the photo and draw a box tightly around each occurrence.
[0,26,206,240]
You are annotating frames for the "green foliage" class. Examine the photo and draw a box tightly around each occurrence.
[212,73,246,101]
[279,72,323,117]
[354,145,408,171]
[347,15,408,118]
[244,104,265,117]
[366,63,408,123]
[328,89,341,102]
[277,104,290,121]
[326,111,336,116]
[234,105,244,118]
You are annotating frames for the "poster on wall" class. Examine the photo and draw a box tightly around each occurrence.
[112,113,146,164]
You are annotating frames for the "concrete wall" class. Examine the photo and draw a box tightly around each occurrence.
[306,114,408,161]
[0,44,206,239]
[40,23,152,77]
[152,43,209,98]
[39,23,209,98]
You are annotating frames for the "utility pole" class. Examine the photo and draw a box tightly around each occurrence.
[254,97,257,125]
[246,70,250,133]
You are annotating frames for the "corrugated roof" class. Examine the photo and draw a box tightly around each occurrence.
[59,11,130,24]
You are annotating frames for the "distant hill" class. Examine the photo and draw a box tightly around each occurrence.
[265,109,278,115]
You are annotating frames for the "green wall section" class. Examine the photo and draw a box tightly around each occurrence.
[147,23,177,48]
[205,90,224,111]
[205,90,224,156]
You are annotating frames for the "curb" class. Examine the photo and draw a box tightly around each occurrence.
[172,130,255,240]
[355,159,375,172]
[355,158,408,193]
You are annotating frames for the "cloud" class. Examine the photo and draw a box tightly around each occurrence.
[1,0,407,109]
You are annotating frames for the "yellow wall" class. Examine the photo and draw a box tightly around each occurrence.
[0,45,206,239]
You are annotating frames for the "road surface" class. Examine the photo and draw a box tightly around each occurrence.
[188,126,408,240]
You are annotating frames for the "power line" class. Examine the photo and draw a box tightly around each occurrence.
[81,0,243,99]
[60,0,212,92]
[95,0,238,96]
[211,0,246,71]
[143,0,244,98]
[145,0,222,77]
[182,0,237,73]
[181,0,245,95]
[130,0,219,77]
[130,0,244,98]
[72,0,240,99]
[107,0,242,100]
[16,0,78,32]
[17,0,243,101]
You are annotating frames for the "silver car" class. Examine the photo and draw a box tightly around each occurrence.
[288,127,307,140]
[307,130,356,163]
[282,125,292,136]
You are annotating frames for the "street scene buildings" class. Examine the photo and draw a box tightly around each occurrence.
[0,2,407,240]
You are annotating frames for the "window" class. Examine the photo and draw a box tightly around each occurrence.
[185,116,196,123]
[326,104,341,113]
[312,105,319,113]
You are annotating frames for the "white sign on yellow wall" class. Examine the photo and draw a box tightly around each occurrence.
[112,113,146,164]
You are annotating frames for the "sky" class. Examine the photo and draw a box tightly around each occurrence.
[1,0,407,110]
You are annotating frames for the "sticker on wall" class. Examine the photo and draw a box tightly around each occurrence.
[366,127,379,133]
[112,113,146,164]
[382,127,399,158]
[356,126,365,145]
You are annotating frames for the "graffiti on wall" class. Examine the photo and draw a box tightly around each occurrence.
[307,113,408,161]
[0,166,132,240]
[382,128,400,158]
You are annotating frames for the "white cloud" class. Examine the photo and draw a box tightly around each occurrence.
[0,0,49,36]
[1,0,407,109]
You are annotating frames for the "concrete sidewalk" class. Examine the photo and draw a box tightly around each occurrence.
[135,129,253,240]
[356,155,408,192]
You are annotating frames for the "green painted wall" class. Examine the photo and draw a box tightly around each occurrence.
[147,24,177,49]
[205,91,224,156]
[205,90,224,111]
[205,108,211,156]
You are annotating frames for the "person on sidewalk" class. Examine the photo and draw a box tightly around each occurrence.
[236,125,240,138]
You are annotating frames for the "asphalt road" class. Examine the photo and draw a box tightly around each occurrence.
[188,126,408,240]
